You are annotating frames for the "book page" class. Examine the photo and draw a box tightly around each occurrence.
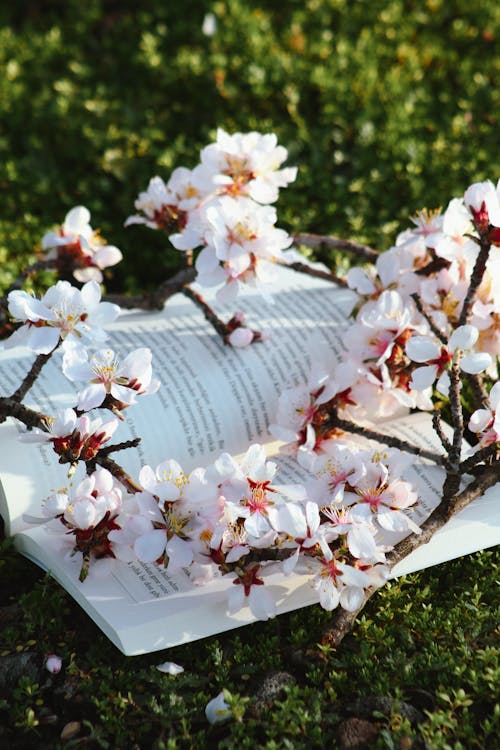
[0,266,356,534]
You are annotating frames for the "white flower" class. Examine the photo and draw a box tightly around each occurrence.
[63,345,159,412]
[468,381,500,450]
[45,654,62,674]
[407,326,492,393]
[464,180,500,229]
[5,281,119,354]
[42,206,122,282]
[200,128,297,204]
[205,692,232,724]
[156,661,184,675]
[20,408,119,463]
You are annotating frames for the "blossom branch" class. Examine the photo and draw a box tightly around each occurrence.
[442,359,464,501]
[181,286,233,340]
[321,459,500,648]
[95,437,141,458]
[456,236,491,328]
[432,410,452,453]
[0,397,51,431]
[293,233,378,262]
[332,415,444,464]
[10,352,53,402]
[103,267,196,310]
[281,260,347,287]
[411,293,446,343]
[93,454,142,495]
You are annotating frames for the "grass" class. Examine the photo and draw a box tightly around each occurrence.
[0,1,499,746]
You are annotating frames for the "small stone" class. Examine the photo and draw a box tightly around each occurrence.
[337,717,379,750]
[250,671,296,717]
[60,721,81,741]
[0,652,39,691]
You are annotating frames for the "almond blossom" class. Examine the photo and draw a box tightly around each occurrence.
[468,381,500,451]
[42,206,122,282]
[20,408,119,464]
[62,345,160,413]
[406,325,492,393]
[43,468,124,580]
[463,180,500,232]
[131,460,212,570]
[4,280,120,354]
[194,196,292,303]
[200,128,297,204]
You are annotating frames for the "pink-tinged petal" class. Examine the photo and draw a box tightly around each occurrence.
[469,409,493,433]
[94,245,122,269]
[318,580,340,611]
[134,530,167,562]
[27,325,61,354]
[156,661,184,675]
[249,586,276,620]
[69,500,100,529]
[347,526,377,559]
[460,352,492,374]
[80,280,101,310]
[88,301,120,327]
[377,509,414,533]
[406,336,440,363]
[73,267,103,283]
[65,206,91,233]
[123,347,152,380]
[227,582,245,614]
[228,328,254,348]
[45,654,62,674]
[449,324,478,351]
[77,383,106,411]
[205,692,232,724]
[340,586,365,612]
[138,465,157,492]
[165,536,194,569]
[410,365,438,391]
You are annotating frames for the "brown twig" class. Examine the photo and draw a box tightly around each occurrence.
[432,410,452,453]
[94,454,142,495]
[456,237,491,328]
[10,352,53,402]
[332,415,444,465]
[103,267,196,310]
[322,459,500,647]
[411,293,446,343]
[280,260,347,287]
[459,443,498,473]
[0,398,52,431]
[293,233,378,262]
[181,286,232,339]
[96,437,141,458]
[442,359,464,501]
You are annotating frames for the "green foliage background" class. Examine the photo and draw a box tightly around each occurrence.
[0,1,499,747]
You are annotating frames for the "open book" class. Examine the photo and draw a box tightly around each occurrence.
[0,267,498,655]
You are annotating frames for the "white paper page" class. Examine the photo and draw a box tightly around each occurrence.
[0,266,355,534]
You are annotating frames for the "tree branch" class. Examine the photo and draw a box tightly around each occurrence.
[0,398,52,431]
[293,233,378,262]
[321,459,500,647]
[332,415,444,465]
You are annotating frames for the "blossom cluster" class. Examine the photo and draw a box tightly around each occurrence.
[126,129,297,303]
[42,206,122,283]
[42,441,421,617]
[272,179,500,462]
